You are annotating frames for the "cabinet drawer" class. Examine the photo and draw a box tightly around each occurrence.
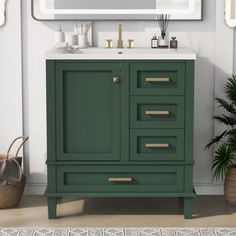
[130,62,185,95]
[130,96,185,129]
[57,165,184,193]
[130,129,184,161]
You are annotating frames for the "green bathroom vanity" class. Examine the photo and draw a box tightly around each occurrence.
[45,48,196,219]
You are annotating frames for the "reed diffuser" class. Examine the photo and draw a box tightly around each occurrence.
[156,14,170,48]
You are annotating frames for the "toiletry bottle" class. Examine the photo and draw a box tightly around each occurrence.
[54,25,65,47]
[170,37,178,49]
[151,35,158,48]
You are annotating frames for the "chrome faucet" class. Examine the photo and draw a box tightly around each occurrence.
[116,23,124,48]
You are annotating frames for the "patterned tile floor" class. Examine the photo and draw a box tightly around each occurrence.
[0,228,236,236]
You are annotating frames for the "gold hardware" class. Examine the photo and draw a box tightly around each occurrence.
[108,177,133,182]
[145,143,170,148]
[145,78,170,82]
[145,111,170,116]
[116,23,124,48]
[127,39,134,48]
[113,77,120,84]
[106,39,113,48]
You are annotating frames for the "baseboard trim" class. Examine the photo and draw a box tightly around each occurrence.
[194,183,224,195]
[24,183,224,196]
[24,183,47,195]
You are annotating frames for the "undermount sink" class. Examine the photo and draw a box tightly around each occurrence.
[46,47,196,60]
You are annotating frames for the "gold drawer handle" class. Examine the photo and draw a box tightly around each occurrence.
[145,143,170,148]
[145,111,170,116]
[108,177,133,182]
[145,77,170,82]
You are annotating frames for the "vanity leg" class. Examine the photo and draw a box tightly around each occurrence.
[48,197,57,219]
[184,197,193,219]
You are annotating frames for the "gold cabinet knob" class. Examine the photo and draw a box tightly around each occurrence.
[113,77,120,84]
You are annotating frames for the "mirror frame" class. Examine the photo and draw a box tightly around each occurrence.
[0,0,7,27]
[225,0,236,28]
[31,0,203,21]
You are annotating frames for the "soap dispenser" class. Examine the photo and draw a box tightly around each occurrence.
[54,25,65,48]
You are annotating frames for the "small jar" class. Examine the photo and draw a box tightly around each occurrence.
[170,37,178,49]
[151,35,158,48]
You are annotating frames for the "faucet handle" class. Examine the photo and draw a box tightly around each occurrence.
[127,39,134,48]
[106,39,113,48]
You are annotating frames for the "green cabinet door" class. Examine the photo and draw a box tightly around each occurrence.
[55,61,121,161]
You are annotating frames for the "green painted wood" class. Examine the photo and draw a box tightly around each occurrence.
[46,61,57,195]
[120,62,130,162]
[46,59,195,219]
[48,197,57,219]
[46,60,56,163]
[130,96,185,129]
[184,197,193,219]
[47,166,56,193]
[130,62,185,96]
[56,165,184,193]
[130,129,184,161]
[46,161,195,166]
[184,61,195,194]
[55,61,121,161]
[46,192,196,198]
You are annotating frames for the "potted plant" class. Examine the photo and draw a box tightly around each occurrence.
[206,75,236,205]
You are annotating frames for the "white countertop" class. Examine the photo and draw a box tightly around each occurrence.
[45,47,196,60]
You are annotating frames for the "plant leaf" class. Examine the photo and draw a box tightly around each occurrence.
[225,75,236,105]
[205,130,227,149]
[215,98,236,114]
[213,115,236,126]
[212,144,235,181]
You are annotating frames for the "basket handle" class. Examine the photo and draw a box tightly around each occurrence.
[6,136,29,159]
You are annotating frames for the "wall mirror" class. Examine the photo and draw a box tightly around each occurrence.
[32,0,203,21]
[0,0,7,27]
[225,0,236,28]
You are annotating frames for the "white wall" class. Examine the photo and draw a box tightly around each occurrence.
[0,1,23,157]
[1,0,234,194]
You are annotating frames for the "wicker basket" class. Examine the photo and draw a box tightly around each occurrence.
[0,136,29,209]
